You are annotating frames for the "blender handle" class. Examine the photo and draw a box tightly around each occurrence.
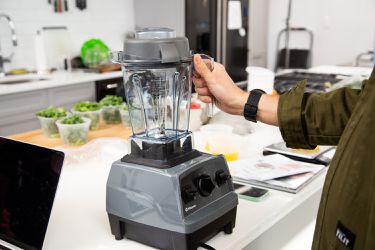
[193,54,215,117]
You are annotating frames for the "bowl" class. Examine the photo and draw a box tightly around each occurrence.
[56,117,91,146]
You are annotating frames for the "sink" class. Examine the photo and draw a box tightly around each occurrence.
[0,74,52,84]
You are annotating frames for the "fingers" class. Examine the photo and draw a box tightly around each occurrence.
[192,76,206,88]
[195,86,211,96]
[197,95,212,104]
[194,54,212,80]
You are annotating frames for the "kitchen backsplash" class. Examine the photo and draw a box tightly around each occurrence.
[0,0,135,71]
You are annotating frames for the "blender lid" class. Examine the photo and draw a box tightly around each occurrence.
[110,28,191,64]
[135,27,176,39]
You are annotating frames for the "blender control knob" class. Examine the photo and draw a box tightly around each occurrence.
[197,175,215,197]
[182,186,197,204]
[215,170,231,186]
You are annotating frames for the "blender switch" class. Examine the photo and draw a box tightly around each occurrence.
[182,186,198,204]
[215,170,231,186]
[197,175,216,197]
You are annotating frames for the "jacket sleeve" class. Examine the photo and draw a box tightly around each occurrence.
[277,80,365,149]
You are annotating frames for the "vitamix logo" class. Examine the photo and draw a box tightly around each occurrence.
[336,221,356,250]
[185,204,197,212]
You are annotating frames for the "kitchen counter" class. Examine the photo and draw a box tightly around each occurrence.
[0,70,123,96]
[8,118,324,250]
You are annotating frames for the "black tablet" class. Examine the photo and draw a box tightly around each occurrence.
[0,137,64,250]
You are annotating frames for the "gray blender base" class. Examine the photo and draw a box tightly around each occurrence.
[108,207,236,250]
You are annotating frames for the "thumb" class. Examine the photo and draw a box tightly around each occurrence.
[194,54,212,80]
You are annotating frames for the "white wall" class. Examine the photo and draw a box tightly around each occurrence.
[133,0,185,37]
[267,0,375,70]
[0,0,135,71]
[248,0,269,67]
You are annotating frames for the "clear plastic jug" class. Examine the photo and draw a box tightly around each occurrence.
[110,28,213,144]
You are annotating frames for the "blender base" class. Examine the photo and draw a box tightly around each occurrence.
[108,208,237,250]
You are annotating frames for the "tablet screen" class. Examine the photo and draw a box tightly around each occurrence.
[0,138,64,250]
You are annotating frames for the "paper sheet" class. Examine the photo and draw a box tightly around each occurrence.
[229,154,324,181]
[227,1,242,30]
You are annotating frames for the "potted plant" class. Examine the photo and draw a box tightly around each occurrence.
[99,95,123,124]
[36,106,67,138]
[72,101,102,130]
[55,114,91,146]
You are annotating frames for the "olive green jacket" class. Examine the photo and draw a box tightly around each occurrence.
[278,68,375,250]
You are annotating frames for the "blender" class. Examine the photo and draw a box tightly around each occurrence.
[106,28,238,250]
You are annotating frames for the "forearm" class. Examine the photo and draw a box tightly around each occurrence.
[257,94,280,126]
[233,91,280,126]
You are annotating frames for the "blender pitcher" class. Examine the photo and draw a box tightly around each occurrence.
[110,27,213,167]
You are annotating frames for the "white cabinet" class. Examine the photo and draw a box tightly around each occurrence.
[0,82,95,136]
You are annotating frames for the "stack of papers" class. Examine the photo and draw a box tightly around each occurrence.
[228,154,326,193]
[263,142,336,165]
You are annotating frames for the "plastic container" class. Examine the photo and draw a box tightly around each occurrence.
[37,116,61,138]
[56,117,91,146]
[102,106,121,124]
[71,109,101,130]
[200,124,240,161]
[246,66,275,94]
[119,108,131,128]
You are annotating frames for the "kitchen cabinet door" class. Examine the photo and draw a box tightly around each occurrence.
[0,82,95,136]
[48,82,95,110]
[0,90,48,136]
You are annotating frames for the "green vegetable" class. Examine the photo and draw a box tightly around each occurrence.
[120,103,129,110]
[99,95,123,106]
[60,127,88,146]
[57,115,90,146]
[72,101,101,130]
[81,39,110,68]
[61,114,85,124]
[36,106,67,118]
[73,101,101,112]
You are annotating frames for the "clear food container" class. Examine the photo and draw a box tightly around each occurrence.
[56,117,91,146]
[120,106,145,131]
[119,108,131,128]
[200,124,240,161]
[37,116,61,138]
[102,105,121,124]
[71,109,101,130]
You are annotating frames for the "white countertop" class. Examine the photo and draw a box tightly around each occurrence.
[41,119,325,250]
[0,70,123,96]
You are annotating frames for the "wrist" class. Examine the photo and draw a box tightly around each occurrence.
[243,89,266,122]
[236,91,249,116]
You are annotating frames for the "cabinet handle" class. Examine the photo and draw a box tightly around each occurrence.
[106,83,119,89]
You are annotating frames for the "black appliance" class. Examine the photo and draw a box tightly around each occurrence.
[186,0,249,82]
[274,71,348,94]
[95,77,125,101]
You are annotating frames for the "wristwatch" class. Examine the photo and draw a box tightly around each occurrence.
[243,89,266,122]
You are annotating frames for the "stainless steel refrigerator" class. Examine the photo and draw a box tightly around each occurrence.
[186,0,249,82]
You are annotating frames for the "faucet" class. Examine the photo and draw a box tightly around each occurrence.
[0,14,18,77]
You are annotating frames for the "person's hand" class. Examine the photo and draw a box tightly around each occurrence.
[192,54,249,115]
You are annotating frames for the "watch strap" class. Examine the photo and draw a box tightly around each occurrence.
[244,89,265,122]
